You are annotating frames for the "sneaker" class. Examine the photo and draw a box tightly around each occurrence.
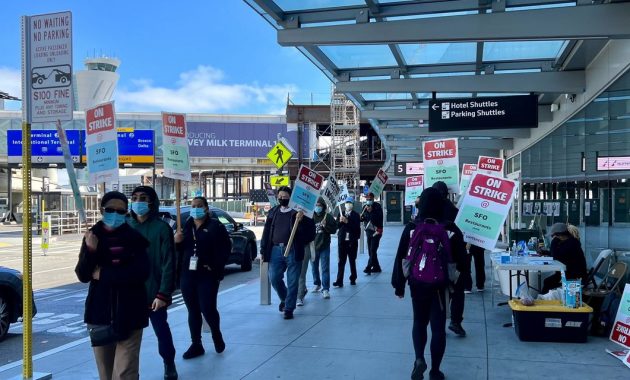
[283,310,294,319]
[464,289,473,294]
[213,334,226,353]
[350,280,356,286]
[411,358,427,380]
[477,288,485,292]
[332,281,343,288]
[279,301,285,312]
[429,369,445,380]
[363,267,371,274]
[182,343,205,360]
[448,322,467,337]
[311,285,321,293]
[164,362,178,380]
[322,290,330,299]
[297,298,304,307]
[371,267,382,273]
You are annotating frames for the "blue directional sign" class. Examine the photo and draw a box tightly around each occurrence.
[117,130,154,164]
[7,129,82,164]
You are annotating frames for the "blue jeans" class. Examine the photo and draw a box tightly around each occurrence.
[149,307,176,364]
[269,245,301,312]
[311,247,330,291]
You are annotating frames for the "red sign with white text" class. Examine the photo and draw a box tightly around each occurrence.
[298,166,324,190]
[162,113,187,138]
[477,156,504,176]
[611,321,630,349]
[468,173,515,205]
[463,164,477,176]
[423,139,457,160]
[377,169,388,183]
[86,102,115,136]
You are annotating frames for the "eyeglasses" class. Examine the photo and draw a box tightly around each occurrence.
[103,207,127,215]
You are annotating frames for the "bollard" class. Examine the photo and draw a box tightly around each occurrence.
[260,261,271,305]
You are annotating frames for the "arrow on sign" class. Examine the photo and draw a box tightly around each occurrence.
[274,178,284,185]
[431,104,440,111]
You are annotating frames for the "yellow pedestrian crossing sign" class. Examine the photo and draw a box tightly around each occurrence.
[266,141,293,169]
[270,175,290,187]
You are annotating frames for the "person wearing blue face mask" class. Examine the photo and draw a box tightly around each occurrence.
[128,186,178,379]
[308,197,337,299]
[174,197,231,360]
[75,191,150,380]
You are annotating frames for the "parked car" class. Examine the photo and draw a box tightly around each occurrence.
[0,267,37,341]
[158,206,257,271]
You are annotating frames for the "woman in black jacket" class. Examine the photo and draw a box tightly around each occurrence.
[75,191,150,380]
[541,223,588,293]
[175,196,231,360]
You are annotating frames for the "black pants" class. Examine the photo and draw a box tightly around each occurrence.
[337,240,358,283]
[470,245,486,290]
[365,232,382,271]
[181,272,222,345]
[450,274,467,324]
[411,286,447,371]
[149,307,176,364]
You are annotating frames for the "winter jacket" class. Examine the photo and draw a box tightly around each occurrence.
[337,210,361,242]
[391,217,467,298]
[550,236,588,285]
[176,216,231,281]
[128,215,176,306]
[75,221,150,337]
[361,202,384,234]
[313,211,338,252]
[260,206,316,262]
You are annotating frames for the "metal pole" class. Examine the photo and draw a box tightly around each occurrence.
[22,121,33,379]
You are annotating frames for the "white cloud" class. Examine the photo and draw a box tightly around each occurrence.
[116,65,296,114]
[0,66,22,102]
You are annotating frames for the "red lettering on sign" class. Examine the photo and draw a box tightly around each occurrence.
[463,164,477,176]
[162,113,187,138]
[611,321,630,349]
[406,176,423,187]
[423,139,457,160]
[468,173,514,205]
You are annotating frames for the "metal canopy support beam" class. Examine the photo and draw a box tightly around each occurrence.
[391,147,499,156]
[278,3,630,45]
[362,108,428,120]
[336,71,586,93]
[380,126,531,138]
[387,138,513,150]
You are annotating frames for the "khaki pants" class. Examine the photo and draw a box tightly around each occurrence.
[93,328,143,380]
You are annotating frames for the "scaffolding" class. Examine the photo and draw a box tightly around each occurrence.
[330,91,360,192]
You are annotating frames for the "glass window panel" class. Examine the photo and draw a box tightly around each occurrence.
[483,41,566,61]
[386,11,478,21]
[361,93,412,101]
[319,45,397,68]
[399,43,477,65]
[274,0,365,11]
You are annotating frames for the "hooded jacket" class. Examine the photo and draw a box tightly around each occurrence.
[128,186,177,305]
[312,198,338,252]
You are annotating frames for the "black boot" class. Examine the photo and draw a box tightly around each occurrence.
[213,333,226,353]
[182,343,205,359]
[411,357,427,380]
[164,362,178,380]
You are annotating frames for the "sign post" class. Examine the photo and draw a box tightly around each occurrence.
[455,173,518,250]
[423,138,460,193]
[368,169,389,199]
[404,175,424,206]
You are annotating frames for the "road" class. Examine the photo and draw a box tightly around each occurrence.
[0,224,264,367]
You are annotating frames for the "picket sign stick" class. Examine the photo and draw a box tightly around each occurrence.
[175,179,182,233]
[284,216,301,257]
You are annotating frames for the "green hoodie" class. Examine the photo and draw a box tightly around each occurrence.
[313,211,338,252]
[128,216,176,305]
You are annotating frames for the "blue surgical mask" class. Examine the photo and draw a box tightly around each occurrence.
[102,211,126,229]
[190,207,206,219]
[314,206,323,214]
[131,202,150,216]
[366,200,374,206]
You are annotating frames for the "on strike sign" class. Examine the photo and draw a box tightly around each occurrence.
[460,164,477,195]
[162,112,191,182]
[405,175,424,206]
[368,169,389,198]
[23,11,74,123]
[477,156,504,177]
[85,101,118,185]
[610,284,630,350]
[289,165,324,218]
[423,138,459,193]
[455,173,517,250]
[321,174,349,208]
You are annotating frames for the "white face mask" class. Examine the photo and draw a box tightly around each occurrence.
[345,204,353,212]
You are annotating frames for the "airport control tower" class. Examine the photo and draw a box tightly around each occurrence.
[73,56,121,111]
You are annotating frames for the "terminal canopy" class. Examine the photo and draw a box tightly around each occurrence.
[245,0,630,170]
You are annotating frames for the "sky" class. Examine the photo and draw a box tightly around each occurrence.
[0,1,333,115]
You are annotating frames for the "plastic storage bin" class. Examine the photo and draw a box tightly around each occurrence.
[508,300,593,343]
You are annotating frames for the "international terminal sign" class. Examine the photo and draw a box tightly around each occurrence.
[428,95,538,132]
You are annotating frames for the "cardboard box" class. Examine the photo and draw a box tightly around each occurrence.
[509,300,593,343]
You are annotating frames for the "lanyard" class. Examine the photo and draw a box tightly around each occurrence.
[192,227,197,257]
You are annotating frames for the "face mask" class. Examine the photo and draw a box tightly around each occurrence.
[102,211,126,229]
[314,206,323,214]
[366,200,373,206]
[278,198,290,207]
[131,201,150,216]
[345,204,353,212]
[190,207,206,219]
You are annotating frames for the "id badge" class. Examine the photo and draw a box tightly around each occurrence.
[419,255,426,271]
[189,256,198,271]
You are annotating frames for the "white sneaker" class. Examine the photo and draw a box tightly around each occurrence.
[322,290,330,299]
[464,290,473,294]
[297,298,304,306]
[311,285,321,293]
[477,288,485,292]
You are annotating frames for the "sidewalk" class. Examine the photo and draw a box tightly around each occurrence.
[1,225,627,379]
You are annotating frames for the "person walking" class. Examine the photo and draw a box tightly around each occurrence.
[392,188,465,380]
[468,244,486,292]
[333,197,361,287]
[75,191,150,380]
[432,181,470,337]
[127,186,178,379]
[175,197,231,359]
[309,197,338,299]
[260,186,316,319]
[361,192,384,275]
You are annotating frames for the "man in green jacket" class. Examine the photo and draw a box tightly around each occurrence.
[309,197,338,299]
[128,186,178,380]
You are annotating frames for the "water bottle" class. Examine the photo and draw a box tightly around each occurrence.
[511,240,517,256]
